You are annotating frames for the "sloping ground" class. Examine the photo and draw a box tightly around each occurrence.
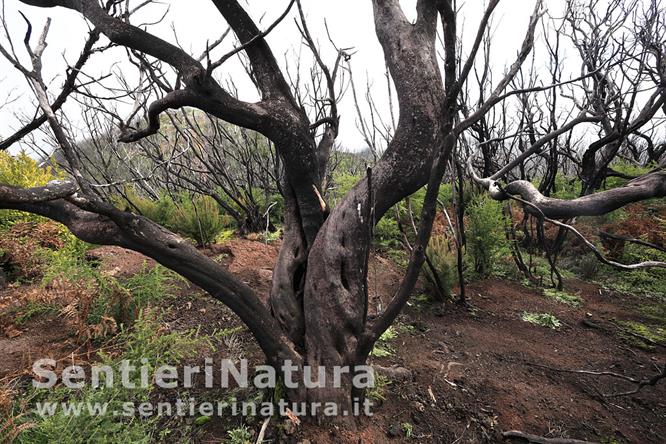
[1,238,664,443]
[298,277,665,443]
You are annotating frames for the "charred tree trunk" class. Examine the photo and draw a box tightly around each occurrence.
[268,0,448,414]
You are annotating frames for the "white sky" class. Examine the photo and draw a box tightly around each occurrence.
[0,0,539,153]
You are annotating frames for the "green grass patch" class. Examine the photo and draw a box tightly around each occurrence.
[367,373,391,402]
[597,268,666,298]
[7,311,212,443]
[39,235,95,286]
[521,312,562,329]
[370,326,398,358]
[226,425,252,444]
[13,302,59,325]
[39,231,178,330]
[122,264,178,308]
[617,320,666,349]
[590,243,666,298]
[543,289,583,307]
[638,302,666,326]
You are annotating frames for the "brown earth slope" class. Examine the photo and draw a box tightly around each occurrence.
[0,238,664,443]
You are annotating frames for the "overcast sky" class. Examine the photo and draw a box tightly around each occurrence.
[0,0,538,153]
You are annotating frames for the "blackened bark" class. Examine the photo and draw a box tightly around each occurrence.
[295,1,448,410]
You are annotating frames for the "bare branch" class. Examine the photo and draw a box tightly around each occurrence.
[0,180,77,203]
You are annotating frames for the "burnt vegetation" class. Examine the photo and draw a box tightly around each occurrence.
[0,0,665,442]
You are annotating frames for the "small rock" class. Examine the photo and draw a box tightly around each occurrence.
[445,362,465,382]
[374,365,413,382]
[412,401,425,412]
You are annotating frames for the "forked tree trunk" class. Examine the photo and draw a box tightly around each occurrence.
[262,1,448,417]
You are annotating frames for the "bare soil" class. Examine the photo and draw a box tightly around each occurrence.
[0,237,664,443]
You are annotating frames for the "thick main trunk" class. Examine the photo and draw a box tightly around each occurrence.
[263,1,447,420]
[272,355,367,426]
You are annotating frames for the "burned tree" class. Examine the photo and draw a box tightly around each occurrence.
[1,0,665,423]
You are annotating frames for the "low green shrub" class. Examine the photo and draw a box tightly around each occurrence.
[226,425,252,444]
[374,216,401,249]
[117,265,177,324]
[467,195,508,276]
[131,190,176,228]
[423,235,457,300]
[0,151,63,226]
[116,189,233,245]
[8,312,211,444]
[170,196,225,246]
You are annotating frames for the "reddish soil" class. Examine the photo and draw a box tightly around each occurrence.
[295,276,665,444]
[0,316,75,378]
[85,245,156,277]
[1,238,664,443]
